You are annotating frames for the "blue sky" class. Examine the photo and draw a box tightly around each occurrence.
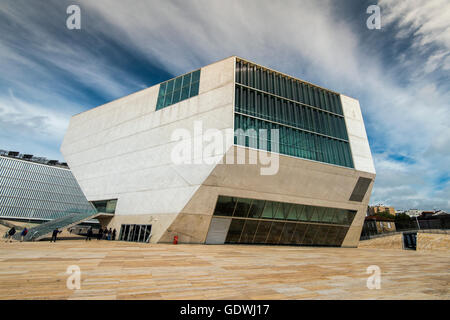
[1,0,449,211]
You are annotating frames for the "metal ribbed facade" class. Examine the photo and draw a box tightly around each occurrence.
[234,59,354,168]
[0,156,94,220]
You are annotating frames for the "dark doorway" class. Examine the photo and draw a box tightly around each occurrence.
[403,232,417,250]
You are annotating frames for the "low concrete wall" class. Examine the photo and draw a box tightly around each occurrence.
[358,231,450,251]
[417,233,450,251]
[358,234,403,250]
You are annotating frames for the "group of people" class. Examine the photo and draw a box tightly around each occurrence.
[4,225,117,242]
[4,226,28,242]
[96,227,117,241]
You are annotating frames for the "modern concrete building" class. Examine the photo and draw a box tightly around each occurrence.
[61,56,376,247]
[369,205,396,216]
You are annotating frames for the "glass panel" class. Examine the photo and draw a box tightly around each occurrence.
[225,219,245,243]
[291,223,308,244]
[309,207,321,222]
[191,70,200,83]
[313,225,329,245]
[325,226,339,245]
[334,209,347,225]
[266,222,284,244]
[247,199,265,219]
[286,205,298,221]
[253,221,272,243]
[164,92,173,107]
[315,206,326,222]
[156,96,165,110]
[159,82,167,96]
[261,201,276,219]
[239,220,259,243]
[181,86,190,100]
[335,227,348,245]
[172,89,181,104]
[166,79,174,92]
[214,196,237,216]
[134,225,141,242]
[234,198,252,217]
[274,202,289,220]
[321,208,334,223]
[138,226,146,242]
[182,73,191,87]
[189,81,199,97]
[303,224,319,244]
[174,77,183,90]
[279,222,296,244]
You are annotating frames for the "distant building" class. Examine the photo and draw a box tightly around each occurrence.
[360,215,396,238]
[405,209,422,218]
[0,153,93,221]
[369,205,396,216]
[420,211,435,218]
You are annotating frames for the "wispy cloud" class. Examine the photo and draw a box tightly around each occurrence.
[0,0,449,210]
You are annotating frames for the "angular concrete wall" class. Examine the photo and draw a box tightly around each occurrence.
[61,57,236,242]
[62,56,375,247]
[159,146,375,247]
[341,94,375,174]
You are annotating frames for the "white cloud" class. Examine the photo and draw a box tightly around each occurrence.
[0,0,449,210]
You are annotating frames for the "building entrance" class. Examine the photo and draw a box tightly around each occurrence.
[119,224,151,243]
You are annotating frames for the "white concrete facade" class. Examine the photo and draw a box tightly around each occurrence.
[61,56,376,247]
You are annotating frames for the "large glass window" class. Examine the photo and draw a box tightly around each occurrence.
[156,69,201,110]
[91,199,117,214]
[213,195,356,247]
[234,59,353,168]
[119,224,151,243]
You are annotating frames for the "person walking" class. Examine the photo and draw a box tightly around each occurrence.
[107,228,112,240]
[97,227,103,240]
[103,227,108,240]
[86,227,93,241]
[20,227,28,242]
[51,228,60,242]
[112,229,117,241]
[5,227,16,242]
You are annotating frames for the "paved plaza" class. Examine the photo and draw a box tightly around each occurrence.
[0,240,448,299]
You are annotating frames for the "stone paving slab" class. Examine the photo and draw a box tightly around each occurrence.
[0,241,448,300]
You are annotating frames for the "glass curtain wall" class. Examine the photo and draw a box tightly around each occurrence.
[214,195,356,246]
[235,59,354,168]
[0,156,94,220]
